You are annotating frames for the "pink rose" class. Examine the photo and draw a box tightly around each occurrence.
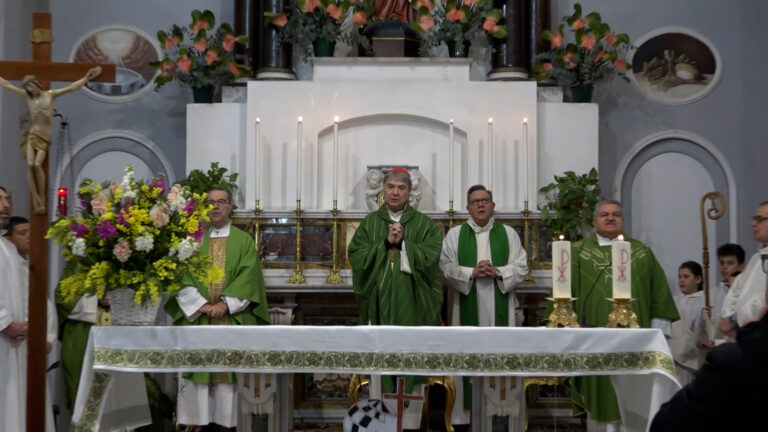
[482,17,496,33]
[222,34,236,52]
[353,11,367,24]
[150,205,171,228]
[113,240,132,263]
[571,17,586,30]
[272,13,288,27]
[194,37,208,52]
[446,7,465,22]
[580,34,596,50]
[463,0,477,5]
[605,32,617,45]
[593,50,606,64]
[542,62,553,71]
[205,49,219,65]
[563,52,577,69]
[159,60,175,72]
[164,36,179,50]
[192,20,209,36]
[177,55,192,72]
[228,60,243,76]
[416,0,433,10]
[303,0,320,12]
[90,193,108,216]
[167,184,182,203]
[551,32,563,48]
[419,15,436,31]
[326,4,342,19]
[613,59,627,70]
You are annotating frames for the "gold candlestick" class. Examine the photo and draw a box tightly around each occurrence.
[327,200,343,284]
[546,297,580,328]
[521,200,536,285]
[448,200,455,228]
[253,199,261,251]
[606,298,639,328]
[289,200,306,284]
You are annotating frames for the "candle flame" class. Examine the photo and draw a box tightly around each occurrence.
[559,234,565,240]
[256,118,260,123]
[334,116,339,122]
[488,117,493,123]
[523,117,528,123]
[618,234,624,241]
[450,119,454,124]
[298,116,303,122]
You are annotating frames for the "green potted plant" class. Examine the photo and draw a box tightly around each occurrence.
[534,3,631,102]
[178,162,239,208]
[409,0,508,57]
[265,0,372,59]
[150,9,253,103]
[538,168,601,241]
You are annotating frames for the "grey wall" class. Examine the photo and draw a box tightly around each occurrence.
[549,0,768,250]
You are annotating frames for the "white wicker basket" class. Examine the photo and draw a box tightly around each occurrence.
[109,288,162,326]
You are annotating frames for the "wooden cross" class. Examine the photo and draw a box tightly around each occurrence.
[0,12,114,431]
[383,377,425,432]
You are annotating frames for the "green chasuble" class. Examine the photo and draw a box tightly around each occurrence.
[348,204,443,392]
[165,225,270,384]
[547,235,679,422]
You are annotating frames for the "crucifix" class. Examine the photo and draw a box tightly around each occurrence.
[0,12,114,431]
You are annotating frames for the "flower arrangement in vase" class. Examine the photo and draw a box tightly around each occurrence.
[265,0,372,59]
[409,0,508,57]
[150,9,252,102]
[534,3,631,102]
[47,166,221,306]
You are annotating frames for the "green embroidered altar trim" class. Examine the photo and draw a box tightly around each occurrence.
[94,348,675,376]
[71,372,111,432]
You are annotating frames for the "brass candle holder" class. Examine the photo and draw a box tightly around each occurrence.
[289,200,306,284]
[448,200,455,229]
[521,200,537,285]
[606,298,639,328]
[326,200,343,284]
[253,199,261,251]
[546,297,580,328]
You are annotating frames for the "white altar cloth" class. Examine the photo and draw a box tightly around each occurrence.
[71,325,680,431]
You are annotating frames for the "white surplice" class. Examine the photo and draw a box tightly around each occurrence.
[669,291,706,386]
[440,217,528,427]
[0,238,57,432]
[721,246,768,326]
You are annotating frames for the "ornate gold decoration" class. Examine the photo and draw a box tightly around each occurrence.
[700,191,725,307]
[30,28,53,43]
[424,376,455,432]
[546,297,580,328]
[448,200,455,229]
[289,200,306,284]
[521,200,537,285]
[326,200,343,284]
[606,298,639,328]
[348,374,370,404]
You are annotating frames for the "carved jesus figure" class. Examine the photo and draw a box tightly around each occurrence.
[0,67,101,213]
[374,0,415,22]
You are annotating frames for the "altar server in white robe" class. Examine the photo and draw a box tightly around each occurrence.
[0,190,57,432]
[440,185,528,430]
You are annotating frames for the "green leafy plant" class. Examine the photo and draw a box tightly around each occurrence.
[410,0,508,55]
[150,9,252,90]
[178,162,239,203]
[539,168,601,241]
[534,3,631,87]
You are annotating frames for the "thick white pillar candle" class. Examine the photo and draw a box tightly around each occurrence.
[449,119,454,203]
[297,116,303,201]
[612,235,632,298]
[255,118,261,202]
[552,235,571,298]
[488,118,493,191]
[333,116,339,202]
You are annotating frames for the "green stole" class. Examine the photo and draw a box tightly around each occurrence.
[457,221,509,408]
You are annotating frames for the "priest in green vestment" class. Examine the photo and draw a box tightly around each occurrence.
[165,187,269,429]
[440,185,528,427]
[550,199,679,428]
[348,167,443,429]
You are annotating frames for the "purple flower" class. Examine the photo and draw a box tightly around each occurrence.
[116,211,131,228]
[150,178,167,194]
[71,223,90,238]
[95,221,118,239]
[182,199,196,214]
[79,199,89,210]
[191,225,204,242]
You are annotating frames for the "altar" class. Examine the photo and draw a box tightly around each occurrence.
[71,326,680,432]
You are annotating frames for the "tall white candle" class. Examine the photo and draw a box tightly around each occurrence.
[523,117,529,204]
[297,116,303,201]
[333,116,339,202]
[488,118,493,191]
[612,234,632,298]
[552,234,571,298]
[255,118,261,202]
[449,119,454,203]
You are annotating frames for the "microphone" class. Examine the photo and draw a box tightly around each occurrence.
[580,264,610,327]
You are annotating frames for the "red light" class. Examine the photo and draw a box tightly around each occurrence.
[58,188,67,197]
[57,188,68,216]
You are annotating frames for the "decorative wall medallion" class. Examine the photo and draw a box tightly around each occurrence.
[629,27,720,105]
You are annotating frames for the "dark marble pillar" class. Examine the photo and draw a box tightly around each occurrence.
[255,0,295,80]
[488,0,527,81]
[525,0,550,75]
[234,0,256,68]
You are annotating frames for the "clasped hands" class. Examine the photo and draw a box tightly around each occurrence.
[387,223,403,246]
[2,321,28,341]
[472,259,497,280]
[199,300,229,319]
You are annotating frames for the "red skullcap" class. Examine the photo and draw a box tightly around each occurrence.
[387,167,410,177]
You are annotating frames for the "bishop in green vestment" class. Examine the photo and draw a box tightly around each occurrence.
[349,168,443,417]
[164,188,269,429]
[549,199,679,425]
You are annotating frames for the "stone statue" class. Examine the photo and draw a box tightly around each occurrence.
[374,0,415,22]
[407,169,422,209]
[365,168,384,211]
[0,66,101,213]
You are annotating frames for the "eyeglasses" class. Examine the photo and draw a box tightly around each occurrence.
[468,198,491,206]
[206,199,230,206]
[752,215,768,223]
[597,212,623,218]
